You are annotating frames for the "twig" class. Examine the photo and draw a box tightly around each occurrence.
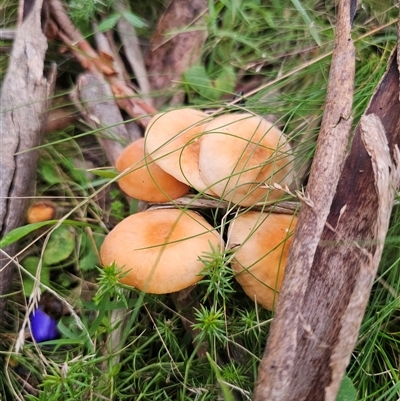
[253,0,356,399]
[93,24,127,84]
[0,29,16,40]
[74,73,141,166]
[144,0,208,107]
[0,0,56,319]
[114,0,153,105]
[47,0,156,127]
[146,195,299,215]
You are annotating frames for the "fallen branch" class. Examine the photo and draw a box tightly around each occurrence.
[144,0,208,107]
[114,0,153,104]
[75,73,141,166]
[146,195,299,215]
[0,0,56,318]
[254,0,356,399]
[47,0,156,127]
[254,5,400,401]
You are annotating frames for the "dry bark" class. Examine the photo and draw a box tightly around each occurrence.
[146,195,299,215]
[114,0,153,104]
[145,0,208,106]
[44,108,77,134]
[75,73,141,166]
[0,0,55,318]
[253,5,400,401]
[46,0,156,127]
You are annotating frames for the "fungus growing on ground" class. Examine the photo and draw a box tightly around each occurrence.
[228,211,297,310]
[100,209,223,294]
[198,113,295,206]
[27,201,57,224]
[144,108,211,192]
[116,138,190,202]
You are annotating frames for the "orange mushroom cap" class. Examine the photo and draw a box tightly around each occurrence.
[228,211,297,310]
[116,138,190,203]
[198,113,295,206]
[27,201,57,224]
[144,109,211,192]
[100,209,223,294]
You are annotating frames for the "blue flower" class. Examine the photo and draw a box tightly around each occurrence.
[30,307,59,342]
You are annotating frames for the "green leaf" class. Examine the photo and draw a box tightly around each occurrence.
[98,13,121,32]
[40,162,62,185]
[184,65,220,101]
[43,226,75,265]
[206,353,235,401]
[89,168,119,179]
[129,198,139,215]
[111,363,122,376]
[57,318,82,341]
[87,300,108,336]
[290,0,321,46]
[0,221,57,248]
[0,220,100,249]
[21,256,51,296]
[66,158,89,186]
[214,65,236,95]
[336,375,357,401]
[122,11,147,29]
[79,232,104,272]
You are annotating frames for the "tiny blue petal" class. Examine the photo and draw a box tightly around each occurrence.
[30,308,59,342]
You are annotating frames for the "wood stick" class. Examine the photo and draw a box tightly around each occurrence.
[146,195,299,215]
[144,0,208,107]
[114,0,153,104]
[253,0,357,399]
[0,0,56,318]
[76,73,141,166]
[47,0,156,127]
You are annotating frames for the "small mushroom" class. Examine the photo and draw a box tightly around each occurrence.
[199,113,295,206]
[144,108,211,192]
[116,138,190,203]
[100,209,223,294]
[27,201,57,223]
[228,211,297,310]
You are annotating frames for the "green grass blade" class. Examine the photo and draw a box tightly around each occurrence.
[290,0,321,46]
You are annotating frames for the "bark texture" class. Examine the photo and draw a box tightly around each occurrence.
[0,0,55,318]
[76,73,141,166]
[46,0,156,127]
[145,0,208,106]
[253,29,400,401]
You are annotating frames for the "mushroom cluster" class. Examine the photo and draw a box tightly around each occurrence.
[115,109,294,205]
[102,108,298,309]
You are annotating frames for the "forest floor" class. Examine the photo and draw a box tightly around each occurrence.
[1,1,400,400]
